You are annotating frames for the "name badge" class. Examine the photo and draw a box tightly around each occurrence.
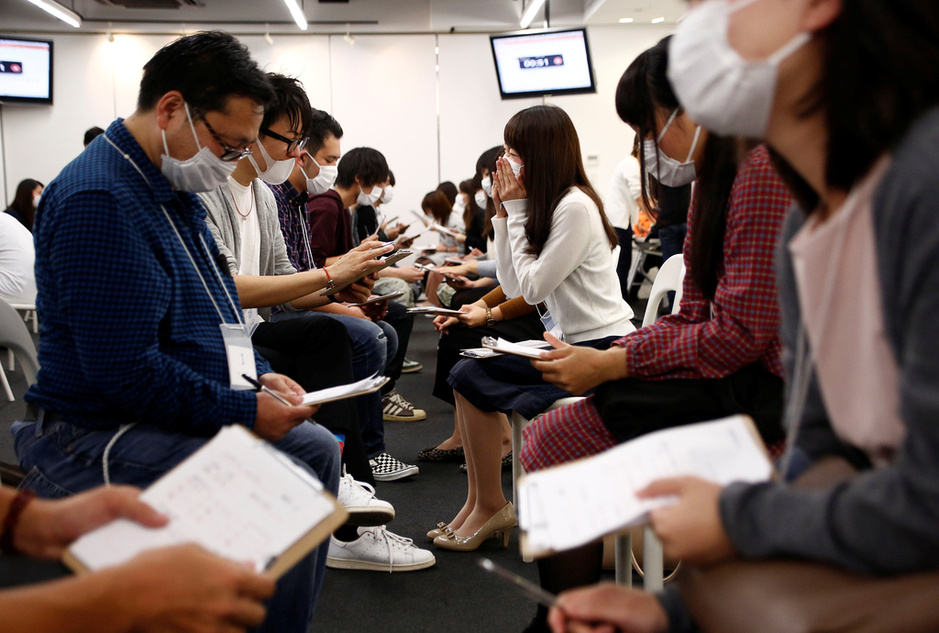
[220,323,256,390]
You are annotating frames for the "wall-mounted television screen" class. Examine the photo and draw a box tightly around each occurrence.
[0,36,53,105]
[490,27,596,100]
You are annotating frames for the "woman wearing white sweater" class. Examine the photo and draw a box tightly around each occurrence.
[432,105,634,551]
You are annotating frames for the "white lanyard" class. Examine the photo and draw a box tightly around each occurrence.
[103,133,244,327]
[297,202,316,270]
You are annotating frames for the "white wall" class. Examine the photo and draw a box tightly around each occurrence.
[0,25,673,212]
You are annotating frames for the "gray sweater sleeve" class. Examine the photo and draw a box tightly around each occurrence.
[476,258,498,279]
[719,108,939,575]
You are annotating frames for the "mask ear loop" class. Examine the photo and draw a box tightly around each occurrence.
[685,125,703,163]
[657,108,680,143]
[162,101,202,158]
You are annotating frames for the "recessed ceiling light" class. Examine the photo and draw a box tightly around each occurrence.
[651,17,665,24]
[22,0,81,28]
[618,17,634,24]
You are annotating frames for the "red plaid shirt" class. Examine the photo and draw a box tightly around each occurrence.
[617,145,791,380]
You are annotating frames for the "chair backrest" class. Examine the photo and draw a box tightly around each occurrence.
[0,297,39,386]
[642,254,686,328]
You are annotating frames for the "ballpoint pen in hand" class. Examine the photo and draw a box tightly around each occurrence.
[478,558,558,608]
[241,374,297,407]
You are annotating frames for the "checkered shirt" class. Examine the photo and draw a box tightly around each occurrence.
[25,119,269,434]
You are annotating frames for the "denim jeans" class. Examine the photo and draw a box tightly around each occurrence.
[658,223,687,309]
[273,310,395,457]
[12,417,340,633]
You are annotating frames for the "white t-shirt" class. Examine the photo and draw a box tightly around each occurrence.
[0,213,37,304]
[227,177,262,327]
[605,155,643,230]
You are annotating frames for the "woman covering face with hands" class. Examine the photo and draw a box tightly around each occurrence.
[431,105,634,554]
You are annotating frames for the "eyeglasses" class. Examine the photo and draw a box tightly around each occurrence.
[200,116,253,162]
[261,127,309,154]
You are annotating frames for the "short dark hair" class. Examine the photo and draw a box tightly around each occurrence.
[422,190,452,226]
[137,31,273,115]
[307,109,344,154]
[436,181,457,207]
[261,73,312,137]
[387,169,396,187]
[336,147,388,189]
[83,126,104,147]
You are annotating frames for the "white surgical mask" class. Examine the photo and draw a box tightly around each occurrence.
[302,154,338,195]
[481,176,492,196]
[381,184,395,205]
[161,102,238,193]
[474,190,488,210]
[668,0,811,139]
[357,185,382,206]
[506,157,524,179]
[33,193,41,208]
[247,136,295,185]
[642,109,701,187]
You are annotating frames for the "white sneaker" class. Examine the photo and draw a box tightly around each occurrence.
[327,526,436,572]
[337,472,395,526]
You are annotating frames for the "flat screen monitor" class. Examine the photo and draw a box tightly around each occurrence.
[0,36,53,105]
[490,27,596,100]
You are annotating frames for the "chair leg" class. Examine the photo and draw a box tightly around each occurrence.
[615,532,633,587]
[510,411,534,563]
[7,349,13,372]
[624,248,644,293]
[642,526,664,591]
[0,365,14,402]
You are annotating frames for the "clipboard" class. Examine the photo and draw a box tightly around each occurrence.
[299,375,389,406]
[62,425,349,580]
[406,306,464,316]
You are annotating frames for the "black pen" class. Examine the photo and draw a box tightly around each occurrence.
[241,374,296,407]
[478,558,558,608]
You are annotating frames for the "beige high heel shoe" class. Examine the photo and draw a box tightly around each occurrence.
[433,503,516,552]
[426,522,454,541]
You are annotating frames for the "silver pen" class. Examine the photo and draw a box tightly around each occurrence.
[478,558,558,608]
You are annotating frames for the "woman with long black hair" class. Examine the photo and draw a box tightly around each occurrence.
[549,0,939,630]
[518,36,794,631]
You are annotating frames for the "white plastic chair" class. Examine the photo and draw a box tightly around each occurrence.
[642,254,686,328]
[624,237,662,296]
[0,298,40,402]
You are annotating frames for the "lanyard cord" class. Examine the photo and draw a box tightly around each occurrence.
[297,202,317,270]
[103,133,242,326]
[778,209,850,479]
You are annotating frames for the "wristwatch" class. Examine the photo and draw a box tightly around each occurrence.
[485,307,496,327]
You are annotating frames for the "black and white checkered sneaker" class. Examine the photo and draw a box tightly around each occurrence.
[369,452,419,482]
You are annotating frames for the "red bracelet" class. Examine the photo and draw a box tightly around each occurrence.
[323,267,334,288]
[1,489,36,554]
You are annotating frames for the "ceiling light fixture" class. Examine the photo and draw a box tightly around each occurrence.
[264,23,274,45]
[618,17,634,23]
[343,30,355,45]
[651,16,665,23]
[520,0,547,29]
[106,21,114,42]
[22,0,81,28]
[282,0,308,31]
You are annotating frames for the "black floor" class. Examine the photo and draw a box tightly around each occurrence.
[0,311,640,632]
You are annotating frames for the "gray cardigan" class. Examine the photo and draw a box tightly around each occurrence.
[199,180,298,321]
[720,106,939,575]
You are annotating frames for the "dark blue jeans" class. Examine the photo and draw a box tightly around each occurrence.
[658,223,687,308]
[13,417,340,633]
[273,310,395,457]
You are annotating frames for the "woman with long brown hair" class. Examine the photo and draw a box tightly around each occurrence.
[430,104,634,552]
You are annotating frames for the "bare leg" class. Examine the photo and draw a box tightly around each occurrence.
[426,270,444,307]
[445,392,475,531]
[453,391,508,538]
[433,419,463,450]
[501,416,512,458]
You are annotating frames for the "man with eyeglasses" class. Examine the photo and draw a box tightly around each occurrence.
[11,32,364,633]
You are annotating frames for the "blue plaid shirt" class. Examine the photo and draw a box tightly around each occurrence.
[25,119,270,435]
[269,181,315,272]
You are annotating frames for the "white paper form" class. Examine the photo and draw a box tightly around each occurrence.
[299,375,389,406]
[482,337,554,359]
[518,415,774,556]
[68,425,333,573]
